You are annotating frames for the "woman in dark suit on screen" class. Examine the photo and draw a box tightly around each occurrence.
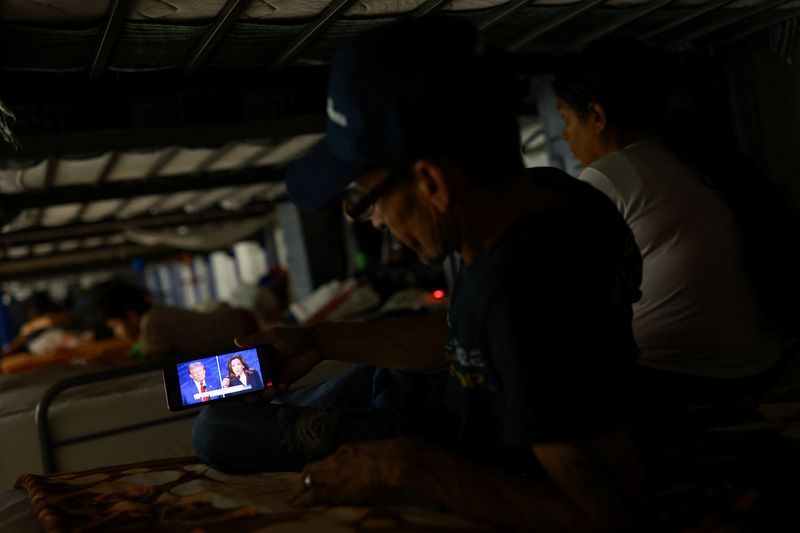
[221,355,263,391]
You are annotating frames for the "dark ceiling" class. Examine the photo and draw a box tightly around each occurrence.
[0,0,798,280]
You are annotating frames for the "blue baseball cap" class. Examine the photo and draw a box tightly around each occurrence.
[286,17,513,210]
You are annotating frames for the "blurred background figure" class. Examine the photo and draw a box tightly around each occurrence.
[553,39,783,408]
[2,292,74,356]
[77,279,155,342]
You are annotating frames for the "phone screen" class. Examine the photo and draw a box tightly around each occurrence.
[163,346,274,411]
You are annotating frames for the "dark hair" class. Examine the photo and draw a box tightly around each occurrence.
[26,292,61,317]
[226,355,253,381]
[85,279,151,319]
[72,279,152,338]
[376,17,525,185]
[553,38,672,134]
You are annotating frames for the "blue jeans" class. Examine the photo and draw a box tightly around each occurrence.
[192,365,451,473]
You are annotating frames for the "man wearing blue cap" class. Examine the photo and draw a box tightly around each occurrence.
[194,17,644,531]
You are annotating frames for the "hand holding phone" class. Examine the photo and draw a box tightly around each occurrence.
[234,327,322,396]
[162,345,277,411]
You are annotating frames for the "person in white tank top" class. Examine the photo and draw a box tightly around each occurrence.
[552,40,781,403]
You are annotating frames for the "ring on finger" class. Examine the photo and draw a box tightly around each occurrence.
[304,474,312,488]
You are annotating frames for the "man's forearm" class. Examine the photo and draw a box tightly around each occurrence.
[312,314,450,373]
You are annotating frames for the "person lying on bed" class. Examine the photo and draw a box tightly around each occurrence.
[78,279,260,363]
[79,279,154,344]
[0,289,139,373]
[2,292,72,356]
[193,18,644,532]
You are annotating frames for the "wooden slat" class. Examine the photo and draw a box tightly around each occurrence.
[34,157,59,227]
[507,0,607,52]
[190,144,236,176]
[410,0,451,18]
[74,151,121,222]
[90,0,136,80]
[184,0,252,74]
[271,0,360,70]
[478,0,532,32]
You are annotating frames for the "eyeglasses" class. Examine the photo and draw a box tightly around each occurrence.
[342,169,406,222]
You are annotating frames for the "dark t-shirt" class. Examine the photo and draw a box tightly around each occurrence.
[444,168,642,469]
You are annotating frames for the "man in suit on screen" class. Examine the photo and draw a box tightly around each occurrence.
[181,361,220,405]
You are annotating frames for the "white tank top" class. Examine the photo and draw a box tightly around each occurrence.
[579,139,780,378]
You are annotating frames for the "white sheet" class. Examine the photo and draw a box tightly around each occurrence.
[0,490,35,533]
[0,369,197,489]
[0,364,103,418]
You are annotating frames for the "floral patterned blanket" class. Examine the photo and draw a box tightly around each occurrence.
[16,456,486,532]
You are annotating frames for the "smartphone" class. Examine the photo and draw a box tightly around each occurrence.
[162,345,277,411]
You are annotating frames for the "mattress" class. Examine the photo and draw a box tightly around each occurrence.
[0,368,198,489]
[0,489,35,533]
[2,1,799,24]
[0,365,103,418]
[0,1,511,24]
[0,0,492,24]
[3,0,797,74]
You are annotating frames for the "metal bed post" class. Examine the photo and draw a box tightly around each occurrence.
[478,0,533,32]
[184,0,252,75]
[90,0,136,81]
[271,0,360,70]
[507,0,607,53]
[35,363,196,474]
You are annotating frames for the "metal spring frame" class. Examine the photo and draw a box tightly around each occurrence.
[35,362,197,474]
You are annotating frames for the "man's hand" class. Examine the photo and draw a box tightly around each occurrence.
[235,326,323,399]
[532,431,642,531]
[287,439,410,507]
[286,432,642,531]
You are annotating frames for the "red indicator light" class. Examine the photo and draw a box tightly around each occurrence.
[266,381,273,387]
[432,290,445,300]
